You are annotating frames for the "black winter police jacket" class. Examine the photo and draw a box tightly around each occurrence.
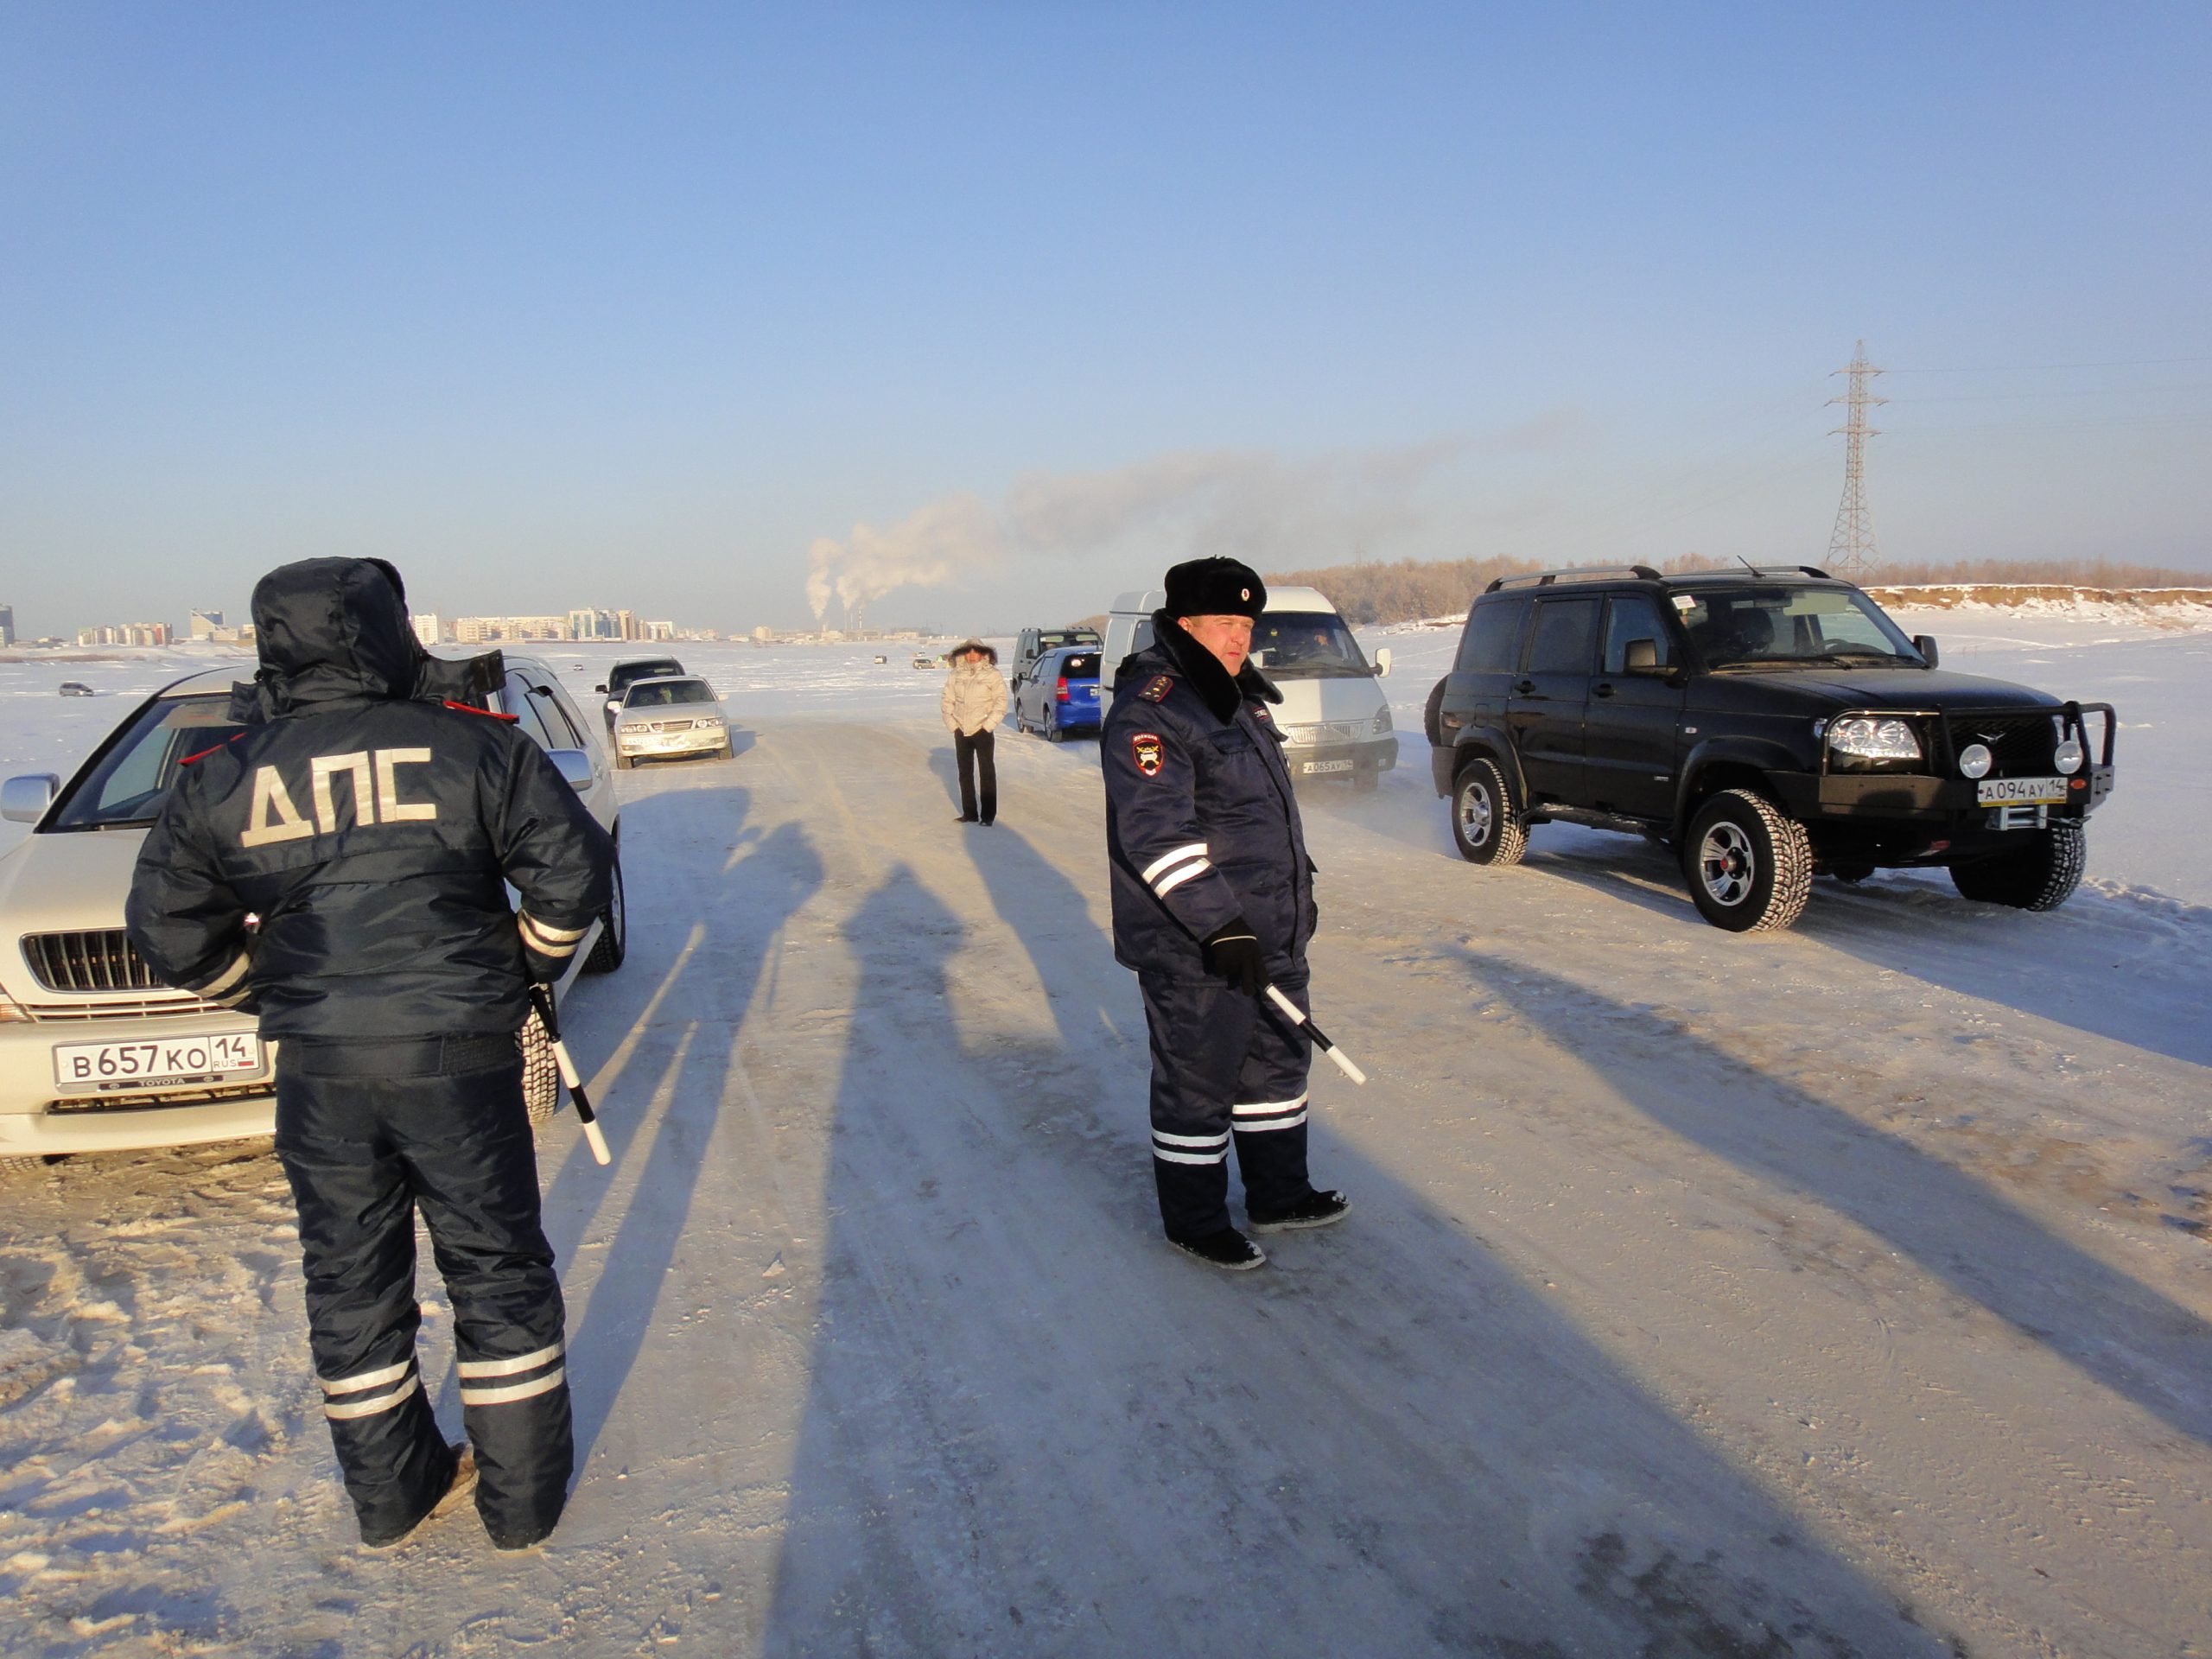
[1101,615,1315,981]
[125,558,615,1042]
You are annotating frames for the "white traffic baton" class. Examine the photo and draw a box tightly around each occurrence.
[1262,982,1368,1085]
[527,983,612,1166]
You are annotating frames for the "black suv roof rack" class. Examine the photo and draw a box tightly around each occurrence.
[1484,564,1662,594]
[1664,563,1837,582]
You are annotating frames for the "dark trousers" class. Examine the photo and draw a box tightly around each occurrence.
[273,1038,573,1548]
[955,728,997,823]
[1138,968,1313,1238]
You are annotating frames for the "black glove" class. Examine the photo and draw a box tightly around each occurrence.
[1306,896,1319,936]
[1202,918,1266,997]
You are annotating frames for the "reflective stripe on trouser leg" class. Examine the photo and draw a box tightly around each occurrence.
[1139,971,1260,1239]
[274,1066,454,1543]
[399,1055,574,1546]
[1232,968,1314,1214]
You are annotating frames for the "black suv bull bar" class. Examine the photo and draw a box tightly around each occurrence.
[1797,701,2117,821]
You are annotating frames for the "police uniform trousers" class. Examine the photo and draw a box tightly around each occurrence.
[273,1034,573,1548]
[1138,967,1313,1238]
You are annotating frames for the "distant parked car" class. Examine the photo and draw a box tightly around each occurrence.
[0,655,622,1160]
[608,676,731,769]
[57,683,92,697]
[1011,647,1103,741]
[595,655,687,730]
[874,654,888,664]
[912,652,937,670]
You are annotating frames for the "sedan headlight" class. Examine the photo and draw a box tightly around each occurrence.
[1826,715,1922,761]
[0,989,30,1024]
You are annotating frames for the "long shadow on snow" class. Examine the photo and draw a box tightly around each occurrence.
[1452,945,2212,1446]
[528,784,824,1461]
[760,865,1955,1658]
[1520,831,2212,1067]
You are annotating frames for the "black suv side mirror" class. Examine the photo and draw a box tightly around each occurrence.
[1623,639,1662,674]
[1912,634,1940,669]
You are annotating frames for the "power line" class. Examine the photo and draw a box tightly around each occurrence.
[1886,355,2212,374]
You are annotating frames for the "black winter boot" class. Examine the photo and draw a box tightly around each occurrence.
[1248,1189,1351,1233]
[1167,1227,1267,1271]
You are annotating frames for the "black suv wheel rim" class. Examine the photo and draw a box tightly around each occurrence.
[1458,782,1493,848]
[1699,822,1755,906]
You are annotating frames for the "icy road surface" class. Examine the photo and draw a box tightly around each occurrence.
[2,609,2209,1656]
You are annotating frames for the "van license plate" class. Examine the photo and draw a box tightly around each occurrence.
[53,1033,264,1095]
[1975,776,2067,805]
[1301,759,1354,775]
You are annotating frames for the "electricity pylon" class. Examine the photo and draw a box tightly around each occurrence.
[1826,340,1885,578]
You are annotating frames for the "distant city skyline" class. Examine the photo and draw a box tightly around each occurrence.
[4,8,2207,634]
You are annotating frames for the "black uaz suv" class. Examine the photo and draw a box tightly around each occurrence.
[1423,566,2116,931]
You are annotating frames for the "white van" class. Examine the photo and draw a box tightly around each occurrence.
[1101,585,1398,787]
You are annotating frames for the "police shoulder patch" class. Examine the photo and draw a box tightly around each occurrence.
[1138,675,1175,703]
[1130,732,1165,778]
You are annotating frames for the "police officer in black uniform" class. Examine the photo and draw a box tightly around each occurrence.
[126,558,614,1549]
[1101,556,1349,1269]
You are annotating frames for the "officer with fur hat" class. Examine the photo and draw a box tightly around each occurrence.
[126,557,613,1549]
[1100,556,1348,1268]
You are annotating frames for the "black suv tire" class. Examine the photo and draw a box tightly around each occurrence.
[1450,756,1529,866]
[1948,821,2087,911]
[1682,788,1812,931]
[1422,677,1447,747]
[521,1006,560,1128]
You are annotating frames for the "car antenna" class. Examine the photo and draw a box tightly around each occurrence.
[1737,556,1760,574]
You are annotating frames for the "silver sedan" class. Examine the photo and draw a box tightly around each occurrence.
[609,676,732,769]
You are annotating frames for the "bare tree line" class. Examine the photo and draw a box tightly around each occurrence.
[1263,553,2209,626]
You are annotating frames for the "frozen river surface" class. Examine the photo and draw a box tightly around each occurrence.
[0,602,2209,1657]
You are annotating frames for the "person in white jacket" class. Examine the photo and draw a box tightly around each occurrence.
[940,639,1007,825]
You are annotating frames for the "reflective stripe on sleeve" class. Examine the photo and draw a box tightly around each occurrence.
[1152,859,1211,898]
[518,913,583,957]
[191,950,252,1000]
[460,1366,567,1407]
[1140,842,1209,886]
[455,1339,564,1380]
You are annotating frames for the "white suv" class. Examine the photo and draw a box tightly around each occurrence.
[0,656,623,1160]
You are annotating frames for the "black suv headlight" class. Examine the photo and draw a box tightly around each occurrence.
[1821,715,1923,772]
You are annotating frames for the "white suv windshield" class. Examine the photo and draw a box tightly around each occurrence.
[1676,587,1921,670]
[49,696,245,830]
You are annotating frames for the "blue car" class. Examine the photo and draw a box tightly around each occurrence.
[1011,647,1103,741]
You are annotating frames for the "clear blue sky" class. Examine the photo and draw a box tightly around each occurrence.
[3,3,2208,636]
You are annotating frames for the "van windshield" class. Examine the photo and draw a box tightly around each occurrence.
[1252,612,1372,678]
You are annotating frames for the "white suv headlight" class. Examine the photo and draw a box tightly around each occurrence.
[1826,715,1922,761]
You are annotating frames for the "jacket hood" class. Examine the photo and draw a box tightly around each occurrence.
[1147,609,1281,722]
[246,558,423,714]
[946,639,999,665]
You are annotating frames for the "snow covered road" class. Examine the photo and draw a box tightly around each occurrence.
[4,620,2212,1656]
